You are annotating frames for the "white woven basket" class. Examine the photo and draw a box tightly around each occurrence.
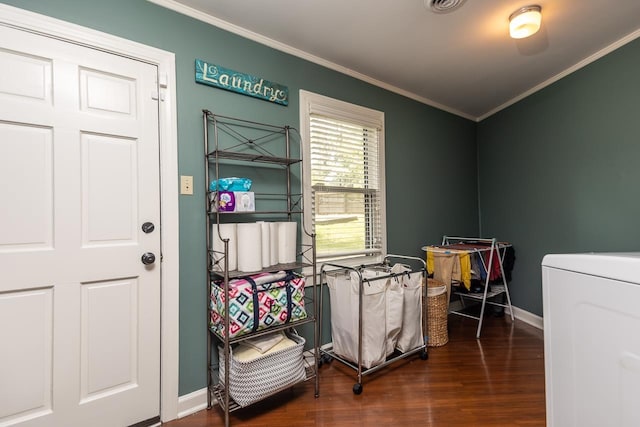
[218,332,306,407]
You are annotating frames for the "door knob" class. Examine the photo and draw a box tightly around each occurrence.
[141,252,156,265]
[142,222,155,233]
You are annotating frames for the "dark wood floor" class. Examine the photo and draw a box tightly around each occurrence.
[164,314,546,426]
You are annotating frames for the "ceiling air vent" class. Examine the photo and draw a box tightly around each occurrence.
[426,0,467,13]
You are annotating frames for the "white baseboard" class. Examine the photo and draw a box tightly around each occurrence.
[509,305,543,330]
[177,388,208,419]
[449,300,543,330]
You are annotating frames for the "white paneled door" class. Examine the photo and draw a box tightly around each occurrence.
[0,24,161,427]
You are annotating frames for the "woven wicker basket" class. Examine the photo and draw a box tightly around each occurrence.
[426,278,449,347]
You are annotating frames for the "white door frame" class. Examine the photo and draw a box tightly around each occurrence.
[0,4,181,422]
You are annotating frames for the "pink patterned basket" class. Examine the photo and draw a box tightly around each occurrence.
[210,271,307,338]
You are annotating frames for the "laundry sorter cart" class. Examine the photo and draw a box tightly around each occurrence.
[319,254,427,394]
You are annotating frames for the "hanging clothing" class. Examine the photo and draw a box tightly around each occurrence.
[429,252,454,306]
[458,251,472,290]
[426,248,471,291]
[427,250,456,284]
[482,247,502,282]
[470,252,487,281]
[502,246,516,282]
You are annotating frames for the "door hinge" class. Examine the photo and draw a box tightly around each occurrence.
[151,90,165,101]
[159,72,168,88]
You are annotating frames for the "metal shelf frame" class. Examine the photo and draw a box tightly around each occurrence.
[203,110,319,427]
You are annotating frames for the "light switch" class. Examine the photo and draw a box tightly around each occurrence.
[180,175,193,195]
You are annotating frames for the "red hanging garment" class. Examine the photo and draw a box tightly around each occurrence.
[483,247,502,281]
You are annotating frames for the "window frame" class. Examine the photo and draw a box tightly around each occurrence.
[299,90,387,267]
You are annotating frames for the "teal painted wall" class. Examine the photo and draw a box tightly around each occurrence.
[477,38,640,316]
[3,0,478,395]
[385,101,479,250]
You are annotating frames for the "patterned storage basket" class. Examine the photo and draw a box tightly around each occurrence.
[426,278,449,347]
[218,332,306,407]
[210,271,307,338]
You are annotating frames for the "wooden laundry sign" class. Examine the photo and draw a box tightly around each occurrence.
[195,59,288,106]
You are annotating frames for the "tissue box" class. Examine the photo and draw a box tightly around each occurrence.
[234,192,255,212]
[213,191,236,212]
[211,191,254,212]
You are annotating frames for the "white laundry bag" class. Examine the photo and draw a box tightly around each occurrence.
[360,268,404,357]
[327,270,387,369]
[391,264,424,353]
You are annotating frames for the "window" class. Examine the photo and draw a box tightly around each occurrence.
[299,90,386,264]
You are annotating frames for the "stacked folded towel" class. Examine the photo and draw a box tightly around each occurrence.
[234,332,296,362]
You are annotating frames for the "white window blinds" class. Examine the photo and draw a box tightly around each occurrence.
[309,114,383,259]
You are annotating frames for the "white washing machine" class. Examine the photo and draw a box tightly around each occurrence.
[542,253,640,427]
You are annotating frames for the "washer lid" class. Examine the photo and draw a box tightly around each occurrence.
[542,252,640,284]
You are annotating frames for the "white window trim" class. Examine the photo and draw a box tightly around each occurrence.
[299,90,387,268]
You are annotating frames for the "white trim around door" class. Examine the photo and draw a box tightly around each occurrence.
[0,4,181,423]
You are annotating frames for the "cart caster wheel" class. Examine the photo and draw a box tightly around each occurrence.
[353,383,363,395]
[321,354,333,364]
[420,350,428,360]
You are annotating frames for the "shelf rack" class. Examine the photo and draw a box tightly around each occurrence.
[203,110,319,427]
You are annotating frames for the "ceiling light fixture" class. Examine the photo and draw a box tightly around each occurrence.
[509,5,542,39]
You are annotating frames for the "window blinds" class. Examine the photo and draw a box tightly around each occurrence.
[309,114,382,258]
